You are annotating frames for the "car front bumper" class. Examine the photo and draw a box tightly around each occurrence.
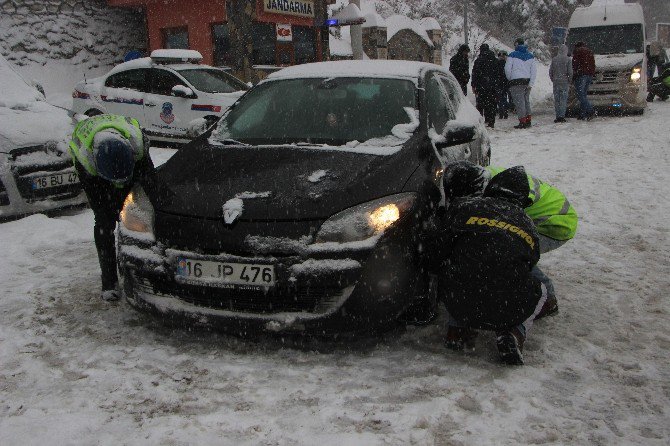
[0,163,87,219]
[118,224,423,336]
[569,78,647,113]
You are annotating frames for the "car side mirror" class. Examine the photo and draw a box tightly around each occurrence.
[172,85,196,98]
[435,123,476,149]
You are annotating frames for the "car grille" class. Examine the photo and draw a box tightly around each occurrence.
[9,145,81,201]
[155,210,322,256]
[594,70,620,85]
[134,276,350,314]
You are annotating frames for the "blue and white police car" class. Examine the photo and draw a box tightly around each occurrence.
[72,50,249,144]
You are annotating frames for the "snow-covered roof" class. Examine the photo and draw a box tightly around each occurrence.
[266,60,443,81]
[330,3,365,24]
[420,17,441,32]
[386,15,434,48]
[362,12,386,29]
[569,2,644,28]
[329,33,353,57]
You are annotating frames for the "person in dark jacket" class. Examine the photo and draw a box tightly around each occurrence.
[450,44,471,96]
[471,44,503,128]
[497,52,510,119]
[572,41,596,120]
[647,62,670,102]
[69,114,154,301]
[432,163,547,365]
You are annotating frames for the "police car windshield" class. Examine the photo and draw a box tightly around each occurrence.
[213,77,417,146]
[177,68,248,93]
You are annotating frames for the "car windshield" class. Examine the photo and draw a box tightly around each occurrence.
[567,24,644,55]
[213,77,417,146]
[177,68,248,93]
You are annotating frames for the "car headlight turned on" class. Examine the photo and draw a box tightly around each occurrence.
[630,63,642,82]
[315,193,417,243]
[120,186,154,234]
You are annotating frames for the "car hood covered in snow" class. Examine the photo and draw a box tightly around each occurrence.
[145,143,420,220]
[0,55,73,148]
[594,53,642,71]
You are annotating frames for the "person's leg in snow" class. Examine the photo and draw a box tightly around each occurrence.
[76,162,131,301]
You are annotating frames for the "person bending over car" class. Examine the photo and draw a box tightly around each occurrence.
[68,114,154,301]
[431,164,548,365]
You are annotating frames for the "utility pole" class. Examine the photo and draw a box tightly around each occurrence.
[350,0,364,59]
[463,0,469,45]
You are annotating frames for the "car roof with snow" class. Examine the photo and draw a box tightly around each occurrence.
[266,60,447,82]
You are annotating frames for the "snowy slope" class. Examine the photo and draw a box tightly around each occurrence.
[1,105,669,444]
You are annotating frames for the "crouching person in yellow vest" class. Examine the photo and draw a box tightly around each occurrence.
[69,114,154,301]
[485,165,577,318]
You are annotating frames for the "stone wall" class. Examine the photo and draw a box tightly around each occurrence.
[387,30,432,63]
[0,0,146,68]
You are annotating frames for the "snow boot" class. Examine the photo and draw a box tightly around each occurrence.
[514,117,529,129]
[496,327,525,365]
[101,289,121,302]
[526,115,532,127]
[534,295,559,320]
[445,326,478,351]
[399,296,438,326]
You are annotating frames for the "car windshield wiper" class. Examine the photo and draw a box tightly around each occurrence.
[217,138,250,146]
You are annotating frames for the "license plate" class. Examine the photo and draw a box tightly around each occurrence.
[32,172,79,190]
[176,258,275,287]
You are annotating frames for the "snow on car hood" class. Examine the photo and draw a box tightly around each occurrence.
[0,101,74,148]
[145,144,420,220]
[594,53,642,71]
[0,54,43,109]
[0,55,74,148]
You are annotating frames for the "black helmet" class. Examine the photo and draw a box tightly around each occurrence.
[443,161,489,200]
[93,131,135,184]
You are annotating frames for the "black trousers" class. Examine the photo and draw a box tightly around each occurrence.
[75,162,132,291]
[648,82,670,100]
[476,88,498,126]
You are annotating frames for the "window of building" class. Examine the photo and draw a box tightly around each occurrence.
[105,69,149,92]
[252,22,276,65]
[212,23,232,67]
[163,27,189,49]
[293,26,315,64]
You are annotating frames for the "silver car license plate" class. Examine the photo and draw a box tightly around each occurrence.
[176,258,275,287]
[32,172,79,190]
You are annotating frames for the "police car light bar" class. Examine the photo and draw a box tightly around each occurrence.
[150,49,204,64]
[324,18,366,26]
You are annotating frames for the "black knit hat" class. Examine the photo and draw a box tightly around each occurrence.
[443,161,490,200]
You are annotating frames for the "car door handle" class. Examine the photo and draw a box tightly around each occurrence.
[145,102,157,107]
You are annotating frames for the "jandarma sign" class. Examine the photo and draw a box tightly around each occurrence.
[264,0,314,18]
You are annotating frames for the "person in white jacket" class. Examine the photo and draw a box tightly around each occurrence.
[505,39,537,129]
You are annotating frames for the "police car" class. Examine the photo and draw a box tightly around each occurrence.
[72,50,249,144]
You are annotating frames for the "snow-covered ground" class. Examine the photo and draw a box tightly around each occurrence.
[2,103,669,444]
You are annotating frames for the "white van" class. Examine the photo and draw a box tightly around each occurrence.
[567,0,647,114]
